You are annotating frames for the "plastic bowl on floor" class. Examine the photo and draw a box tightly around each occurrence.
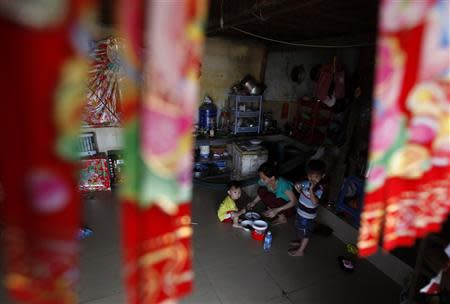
[250,139,262,145]
[240,220,253,231]
[245,212,261,221]
[252,220,268,234]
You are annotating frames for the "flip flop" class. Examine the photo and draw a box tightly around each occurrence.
[78,227,93,240]
[337,256,355,272]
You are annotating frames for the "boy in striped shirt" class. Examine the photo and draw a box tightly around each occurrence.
[288,159,326,257]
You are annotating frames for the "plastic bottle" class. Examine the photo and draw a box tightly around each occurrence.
[301,181,310,192]
[263,231,272,252]
[198,96,217,133]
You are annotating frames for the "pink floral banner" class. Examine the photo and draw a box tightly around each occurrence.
[359,0,449,256]
[79,158,111,192]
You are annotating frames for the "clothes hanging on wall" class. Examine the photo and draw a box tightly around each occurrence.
[315,59,345,103]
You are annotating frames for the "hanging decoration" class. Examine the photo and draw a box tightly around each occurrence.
[0,0,96,303]
[79,158,111,192]
[82,37,123,127]
[118,0,207,303]
[358,0,450,256]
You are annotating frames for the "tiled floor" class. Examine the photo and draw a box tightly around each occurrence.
[1,187,401,303]
[184,187,401,304]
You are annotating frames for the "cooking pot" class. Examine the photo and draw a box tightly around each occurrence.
[241,75,265,95]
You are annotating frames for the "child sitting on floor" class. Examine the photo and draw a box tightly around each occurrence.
[289,159,326,257]
[217,180,246,228]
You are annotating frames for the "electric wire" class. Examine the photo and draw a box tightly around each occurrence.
[230,26,375,48]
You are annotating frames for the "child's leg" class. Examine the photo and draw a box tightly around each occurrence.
[297,238,309,254]
[289,216,313,256]
[221,211,234,223]
[232,213,241,228]
[289,214,302,247]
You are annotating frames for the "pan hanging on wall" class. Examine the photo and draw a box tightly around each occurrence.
[290,64,306,84]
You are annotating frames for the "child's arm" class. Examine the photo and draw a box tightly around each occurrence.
[236,208,246,217]
[309,183,322,205]
[231,208,246,220]
[232,208,246,227]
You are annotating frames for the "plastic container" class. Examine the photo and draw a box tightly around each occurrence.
[199,145,210,158]
[263,231,272,251]
[252,220,268,233]
[251,220,268,241]
[198,96,217,132]
[231,143,268,180]
[251,230,265,241]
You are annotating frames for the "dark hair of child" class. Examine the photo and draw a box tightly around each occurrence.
[306,159,326,175]
[227,180,242,191]
[257,162,278,178]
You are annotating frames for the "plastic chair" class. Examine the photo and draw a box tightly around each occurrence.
[335,176,364,228]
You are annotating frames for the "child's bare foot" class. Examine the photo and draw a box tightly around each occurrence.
[232,223,242,228]
[271,214,287,226]
[288,248,304,257]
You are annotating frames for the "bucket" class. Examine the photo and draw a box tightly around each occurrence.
[251,220,268,241]
[251,230,265,241]
[252,220,268,233]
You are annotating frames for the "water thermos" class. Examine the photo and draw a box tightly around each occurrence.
[198,96,217,133]
[263,231,272,252]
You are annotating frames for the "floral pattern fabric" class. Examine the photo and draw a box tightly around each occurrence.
[82,37,123,127]
[118,0,207,303]
[0,0,95,302]
[79,158,111,192]
[358,0,450,256]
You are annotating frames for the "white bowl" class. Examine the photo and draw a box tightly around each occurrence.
[252,220,268,233]
[240,220,253,231]
[250,139,262,145]
[245,212,261,221]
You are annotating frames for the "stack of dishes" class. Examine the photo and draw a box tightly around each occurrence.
[239,212,261,231]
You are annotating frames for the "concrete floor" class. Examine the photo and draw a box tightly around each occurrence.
[1,186,401,303]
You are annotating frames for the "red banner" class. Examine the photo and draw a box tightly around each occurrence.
[0,1,96,302]
[359,0,450,256]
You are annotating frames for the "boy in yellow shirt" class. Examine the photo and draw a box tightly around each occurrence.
[217,180,246,227]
